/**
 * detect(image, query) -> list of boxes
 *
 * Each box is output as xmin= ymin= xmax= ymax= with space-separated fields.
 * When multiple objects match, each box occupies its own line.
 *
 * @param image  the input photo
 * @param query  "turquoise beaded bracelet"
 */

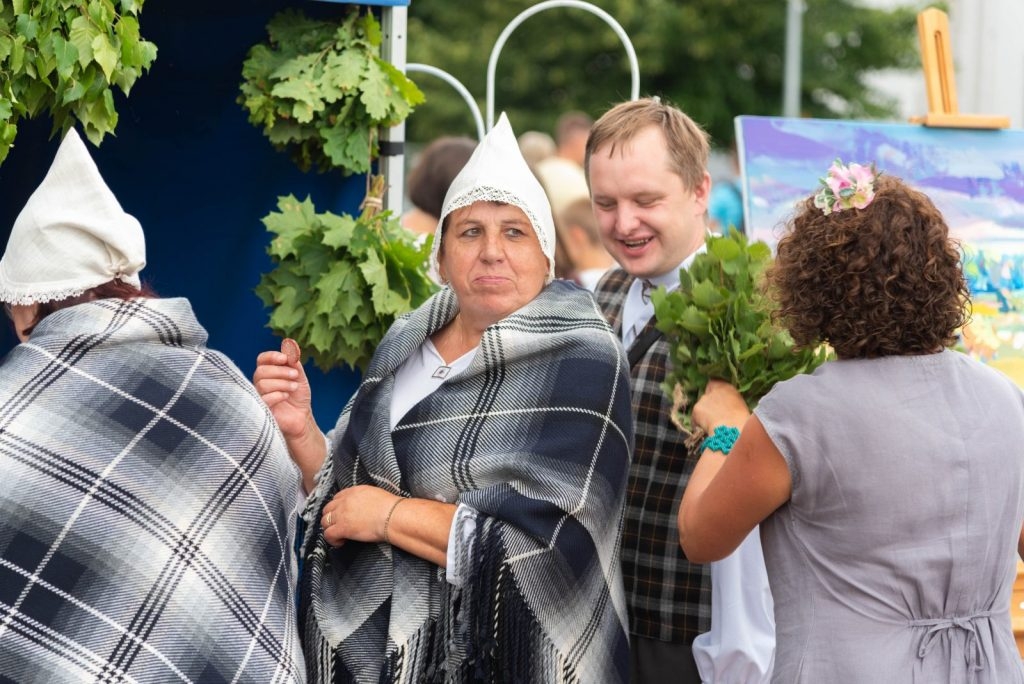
xmin=701 ymin=425 xmax=740 ymax=455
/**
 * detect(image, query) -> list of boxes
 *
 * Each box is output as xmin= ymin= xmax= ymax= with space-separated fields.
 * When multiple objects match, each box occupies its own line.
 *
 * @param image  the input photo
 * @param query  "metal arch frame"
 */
xmin=485 ymin=0 xmax=640 ymax=131
xmin=405 ymin=63 xmax=486 ymax=141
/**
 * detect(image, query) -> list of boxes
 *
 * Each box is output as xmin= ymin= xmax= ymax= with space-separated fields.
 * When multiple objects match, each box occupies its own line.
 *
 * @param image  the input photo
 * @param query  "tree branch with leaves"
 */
xmin=0 ymin=0 xmax=157 ymax=164
xmin=241 ymin=7 xmax=436 ymax=373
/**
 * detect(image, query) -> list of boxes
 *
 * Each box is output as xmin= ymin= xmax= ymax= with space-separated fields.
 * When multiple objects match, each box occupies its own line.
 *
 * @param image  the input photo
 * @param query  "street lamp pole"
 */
xmin=783 ymin=0 xmax=805 ymax=118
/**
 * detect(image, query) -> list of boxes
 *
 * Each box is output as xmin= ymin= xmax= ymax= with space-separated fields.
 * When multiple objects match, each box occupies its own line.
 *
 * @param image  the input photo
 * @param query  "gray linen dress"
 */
xmin=755 ymin=350 xmax=1024 ymax=683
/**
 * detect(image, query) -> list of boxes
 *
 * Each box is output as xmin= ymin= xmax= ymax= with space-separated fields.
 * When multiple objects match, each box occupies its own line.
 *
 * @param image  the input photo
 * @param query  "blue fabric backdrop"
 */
xmin=0 ymin=1 xmax=368 ymax=426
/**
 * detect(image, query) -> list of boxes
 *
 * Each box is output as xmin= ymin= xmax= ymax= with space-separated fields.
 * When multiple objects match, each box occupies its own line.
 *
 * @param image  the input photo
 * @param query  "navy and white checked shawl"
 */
xmin=593 ymin=269 xmax=711 ymax=644
xmin=300 ymin=281 xmax=633 ymax=683
xmin=0 ymin=298 xmax=306 ymax=683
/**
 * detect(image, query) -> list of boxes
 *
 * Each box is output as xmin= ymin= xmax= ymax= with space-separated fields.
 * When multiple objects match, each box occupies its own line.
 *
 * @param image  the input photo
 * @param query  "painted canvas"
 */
xmin=736 ymin=115 xmax=1024 ymax=385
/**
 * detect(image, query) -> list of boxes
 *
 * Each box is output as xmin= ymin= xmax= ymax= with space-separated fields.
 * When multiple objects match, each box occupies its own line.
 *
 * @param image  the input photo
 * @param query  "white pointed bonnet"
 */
xmin=0 ymin=128 xmax=146 ymax=304
xmin=429 ymin=112 xmax=556 ymax=282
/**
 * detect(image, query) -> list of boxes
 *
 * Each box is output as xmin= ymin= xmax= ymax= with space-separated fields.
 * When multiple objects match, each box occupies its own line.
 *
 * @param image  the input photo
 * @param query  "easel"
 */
xmin=910 ymin=8 xmax=1009 ymax=129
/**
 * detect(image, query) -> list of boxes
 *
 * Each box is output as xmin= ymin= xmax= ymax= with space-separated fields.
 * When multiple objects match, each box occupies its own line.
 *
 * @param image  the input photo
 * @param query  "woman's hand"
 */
xmin=253 ymin=339 xmax=325 ymax=491
xmin=321 ymin=485 xmax=400 ymax=547
xmin=253 ymin=338 xmax=312 ymax=440
xmin=692 ymin=379 xmax=751 ymax=434
xmin=320 ymin=487 xmax=456 ymax=567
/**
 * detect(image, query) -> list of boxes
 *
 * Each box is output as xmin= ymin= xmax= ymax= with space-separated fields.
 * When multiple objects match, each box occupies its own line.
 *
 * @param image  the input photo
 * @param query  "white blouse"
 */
xmin=389 ymin=337 xmax=479 ymax=586
xmin=390 ymin=338 xmax=477 ymax=430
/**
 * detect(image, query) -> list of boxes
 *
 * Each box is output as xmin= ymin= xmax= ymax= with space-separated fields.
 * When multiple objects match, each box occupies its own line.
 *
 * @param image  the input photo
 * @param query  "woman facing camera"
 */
xmin=254 ymin=114 xmax=633 ymax=683
xmin=678 ymin=162 xmax=1024 ymax=683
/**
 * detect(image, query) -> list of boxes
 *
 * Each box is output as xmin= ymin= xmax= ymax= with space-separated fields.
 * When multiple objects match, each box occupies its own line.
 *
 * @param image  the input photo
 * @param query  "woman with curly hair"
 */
xmin=677 ymin=162 xmax=1024 ymax=683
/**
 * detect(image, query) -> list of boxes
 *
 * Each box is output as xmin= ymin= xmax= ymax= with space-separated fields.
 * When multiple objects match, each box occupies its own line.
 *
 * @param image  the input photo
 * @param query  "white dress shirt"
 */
xmin=616 ymin=241 xmax=776 ymax=682
xmin=620 ymin=246 xmax=704 ymax=349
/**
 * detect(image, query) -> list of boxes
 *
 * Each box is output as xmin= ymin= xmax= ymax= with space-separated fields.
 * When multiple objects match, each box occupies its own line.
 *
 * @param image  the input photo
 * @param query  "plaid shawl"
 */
xmin=593 ymin=269 xmax=711 ymax=643
xmin=0 ymin=298 xmax=305 ymax=683
xmin=300 ymin=280 xmax=633 ymax=683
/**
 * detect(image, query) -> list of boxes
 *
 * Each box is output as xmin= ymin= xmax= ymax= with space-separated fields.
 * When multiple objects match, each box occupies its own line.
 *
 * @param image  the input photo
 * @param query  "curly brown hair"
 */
xmin=765 ymin=173 xmax=970 ymax=359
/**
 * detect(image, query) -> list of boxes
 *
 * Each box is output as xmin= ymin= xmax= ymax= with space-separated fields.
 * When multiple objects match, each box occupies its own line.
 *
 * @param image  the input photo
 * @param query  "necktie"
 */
xmin=640 ymin=279 xmax=654 ymax=305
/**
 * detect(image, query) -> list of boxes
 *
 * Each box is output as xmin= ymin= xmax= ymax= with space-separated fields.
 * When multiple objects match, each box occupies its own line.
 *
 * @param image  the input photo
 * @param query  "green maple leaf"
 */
xmin=255 ymin=194 xmax=437 ymax=372
xmin=268 ymin=286 xmax=307 ymax=330
xmin=264 ymin=195 xmax=318 ymax=259
xmin=313 ymin=261 xmax=350 ymax=316
xmin=321 ymin=211 xmax=356 ymax=248
xmin=329 ymin=284 xmax=366 ymax=327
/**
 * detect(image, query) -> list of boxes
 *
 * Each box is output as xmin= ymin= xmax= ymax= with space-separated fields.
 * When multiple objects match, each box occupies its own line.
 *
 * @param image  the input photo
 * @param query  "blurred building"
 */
xmin=862 ymin=0 xmax=1024 ymax=128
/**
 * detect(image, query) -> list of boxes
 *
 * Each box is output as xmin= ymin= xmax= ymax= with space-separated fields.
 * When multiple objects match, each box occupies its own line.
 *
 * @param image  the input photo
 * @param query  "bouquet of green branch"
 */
xmin=254 ymin=178 xmax=438 ymax=373
xmin=0 ymin=0 xmax=158 ymax=163
xmin=238 ymin=8 xmax=424 ymax=174
xmin=651 ymin=231 xmax=830 ymax=433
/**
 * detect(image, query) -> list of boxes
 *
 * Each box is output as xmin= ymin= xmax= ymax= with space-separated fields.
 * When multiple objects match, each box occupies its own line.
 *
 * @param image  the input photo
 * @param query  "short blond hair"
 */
xmin=585 ymin=98 xmax=710 ymax=191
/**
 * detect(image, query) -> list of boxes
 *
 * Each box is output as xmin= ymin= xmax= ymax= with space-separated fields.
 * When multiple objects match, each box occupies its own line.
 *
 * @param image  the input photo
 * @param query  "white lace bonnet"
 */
xmin=429 ymin=112 xmax=556 ymax=282
xmin=0 ymin=129 xmax=146 ymax=305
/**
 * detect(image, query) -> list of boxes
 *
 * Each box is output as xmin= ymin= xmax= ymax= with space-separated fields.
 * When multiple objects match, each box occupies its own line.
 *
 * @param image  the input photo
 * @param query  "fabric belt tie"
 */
xmin=912 ymin=610 xmax=996 ymax=672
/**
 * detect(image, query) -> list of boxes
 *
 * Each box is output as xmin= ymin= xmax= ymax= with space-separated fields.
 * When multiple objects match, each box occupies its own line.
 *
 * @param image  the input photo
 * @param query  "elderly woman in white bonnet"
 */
xmin=0 ymin=130 xmax=305 ymax=682
xmin=253 ymin=114 xmax=634 ymax=683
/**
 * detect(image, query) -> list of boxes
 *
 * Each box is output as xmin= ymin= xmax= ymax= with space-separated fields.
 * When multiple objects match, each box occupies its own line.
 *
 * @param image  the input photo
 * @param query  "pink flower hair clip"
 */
xmin=812 ymin=159 xmax=880 ymax=216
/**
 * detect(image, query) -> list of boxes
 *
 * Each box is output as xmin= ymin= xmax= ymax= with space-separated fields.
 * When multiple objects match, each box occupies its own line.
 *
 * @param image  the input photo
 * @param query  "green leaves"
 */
xmin=254 ymin=192 xmax=439 ymax=373
xmin=243 ymin=10 xmax=431 ymax=372
xmin=0 ymin=0 xmax=158 ymax=163
xmin=242 ymin=10 xmax=431 ymax=370
xmin=238 ymin=8 xmax=425 ymax=174
xmin=652 ymin=231 xmax=831 ymax=431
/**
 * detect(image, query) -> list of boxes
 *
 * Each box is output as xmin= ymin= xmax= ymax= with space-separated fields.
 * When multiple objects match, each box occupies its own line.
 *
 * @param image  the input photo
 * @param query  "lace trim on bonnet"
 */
xmin=429 ymin=186 xmax=554 ymax=282
xmin=0 ymin=273 xmax=141 ymax=306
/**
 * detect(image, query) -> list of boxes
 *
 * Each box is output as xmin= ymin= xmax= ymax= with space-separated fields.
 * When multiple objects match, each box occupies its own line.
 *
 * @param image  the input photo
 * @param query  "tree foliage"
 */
xmin=239 ymin=8 xmax=425 ymax=174
xmin=0 ymin=0 xmax=157 ymax=163
xmin=406 ymin=0 xmax=929 ymax=147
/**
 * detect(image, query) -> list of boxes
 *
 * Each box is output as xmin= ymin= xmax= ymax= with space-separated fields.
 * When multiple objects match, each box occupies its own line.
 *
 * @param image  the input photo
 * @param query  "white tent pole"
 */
xmin=380 ymin=6 xmax=408 ymax=215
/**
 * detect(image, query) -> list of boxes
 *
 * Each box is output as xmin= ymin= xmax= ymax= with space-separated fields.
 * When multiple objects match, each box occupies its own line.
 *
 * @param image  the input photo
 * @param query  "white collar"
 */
xmin=621 ymin=242 xmax=708 ymax=346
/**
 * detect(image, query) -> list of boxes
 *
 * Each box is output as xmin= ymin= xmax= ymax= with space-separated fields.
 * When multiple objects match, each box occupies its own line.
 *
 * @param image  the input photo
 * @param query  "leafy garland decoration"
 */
xmin=254 ymin=177 xmax=437 ymax=374
xmin=0 ymin=0 xmax=158 ymax=163
xmin=652 ymin=231 xmax=832 ymax=435
xmin=238 ymin=8 xmax=424 ymax=174
xmin=242 ymin=8 xmax=437 ymax=373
